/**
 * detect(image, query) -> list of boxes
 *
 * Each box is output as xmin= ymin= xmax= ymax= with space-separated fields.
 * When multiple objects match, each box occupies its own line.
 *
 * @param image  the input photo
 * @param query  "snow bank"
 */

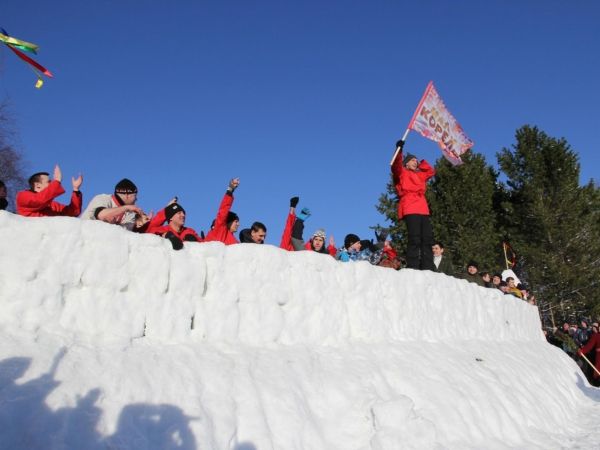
xmin=0 ymin=211 xmax=598 ymax=449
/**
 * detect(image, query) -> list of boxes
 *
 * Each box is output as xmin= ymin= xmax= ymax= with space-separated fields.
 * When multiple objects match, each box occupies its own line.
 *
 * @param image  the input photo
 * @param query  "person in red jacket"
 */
xmin=279 ymin=196 xmax=335 ymax=256
xmin=578 ymin=332 xmax=600 ymax=386
xmin=204 ymin=178 xmax=240 ymax=245
xmin=16 ymin=165 xmax=83 ymax=217
xmin=391 ymin=140 xmax=436 ymax=270
xmin=146 ymin=202 xmax=203 ymax=250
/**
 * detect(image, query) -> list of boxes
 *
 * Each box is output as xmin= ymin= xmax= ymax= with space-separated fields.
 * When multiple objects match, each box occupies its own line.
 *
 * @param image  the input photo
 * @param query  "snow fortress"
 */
xmin=0 ymin=211 xmax=598 ymax=449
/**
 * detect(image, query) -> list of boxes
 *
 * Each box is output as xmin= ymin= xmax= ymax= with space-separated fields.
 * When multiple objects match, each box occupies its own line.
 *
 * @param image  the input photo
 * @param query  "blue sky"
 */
xmin=2 ymin=1 xmax=599 ymax=245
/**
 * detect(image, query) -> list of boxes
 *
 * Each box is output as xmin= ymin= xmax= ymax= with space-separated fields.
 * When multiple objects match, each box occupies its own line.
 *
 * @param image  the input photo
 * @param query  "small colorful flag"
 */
xmin=1 ymin=28 xmax=53 ymax=88
xmin=407 ymin=81 xmax=474 ymax=165
xmin=503 ymin=242 xmax=517 ymax=269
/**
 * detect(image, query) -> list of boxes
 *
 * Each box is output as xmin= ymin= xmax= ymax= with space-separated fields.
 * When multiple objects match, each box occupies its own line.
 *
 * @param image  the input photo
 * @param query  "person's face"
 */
xmin=312 ymin=236 xmax=325 ymax=251
xmin=171 ymin=211 xmax=185 ymax=228
xmin=563 ymin=323 xmax=570 ymax=331
xmin=482 ymin=273 xmax=491 ymax=282
xmin=0 ymin=186 xmax=6 ymax=198
xmin=121 ymin=192 xmax=137 ymax=205
xmin=350 ymin=241 xmax=362 ymax=252
xmin=467 ymin=265 xmax=478 ymax=275
xmin=229 ymin=219 xmax=240 ymax=233
xmin=507 ymin=279 xmax=516 ymax=288
xmin=432 ymin=244 xmax=443 ymax=257
xmin=34 ymin=174 xmax=51 ymax=192
xmin=405 ymin=158 xmax=418 ymax=170
xmin=251 ymin=228 xmax=266 ymax=243
xmin=492 ymin=276 xmax=501 ymax=285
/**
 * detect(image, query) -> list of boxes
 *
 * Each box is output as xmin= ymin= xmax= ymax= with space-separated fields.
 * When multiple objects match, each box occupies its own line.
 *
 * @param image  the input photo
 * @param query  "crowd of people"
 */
xmin=2 ymin=142 xmax=598 ymax=385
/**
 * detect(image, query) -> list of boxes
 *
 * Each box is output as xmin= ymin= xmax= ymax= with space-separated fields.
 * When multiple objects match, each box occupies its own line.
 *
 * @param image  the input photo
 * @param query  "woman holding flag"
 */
xmin=391 ymin=140 xmax=436 ymax=270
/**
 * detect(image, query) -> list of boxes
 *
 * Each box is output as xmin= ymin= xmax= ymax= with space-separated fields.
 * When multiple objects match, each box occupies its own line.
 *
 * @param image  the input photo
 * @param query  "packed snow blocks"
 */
xmin=0 ymin=211 xmax=598 ymax=450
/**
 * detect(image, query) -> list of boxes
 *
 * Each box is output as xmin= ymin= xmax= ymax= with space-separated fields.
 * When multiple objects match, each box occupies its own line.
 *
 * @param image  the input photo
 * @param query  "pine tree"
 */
xmin=426 ymin=152 xmax=502 ymax=272
xmin=497 ymin=125 xmax=600 ymax=323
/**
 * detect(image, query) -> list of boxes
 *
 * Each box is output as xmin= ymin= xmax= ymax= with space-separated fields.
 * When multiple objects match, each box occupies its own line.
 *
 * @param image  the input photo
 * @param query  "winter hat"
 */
xmin=467 ymin=260 xmax=478 ymax=269
xmin=114 ymin=178 xmax=138 ymax=194
xmin=344 ymin=233 xmax=360 ymax=249
xmin=165 ymin=203 xmax=185 ymax=222
xmin=403 ymin=153 xmax=417 ymax=166
xmin=226 ymin=211 xmax=239 ymax=225
xmin=312 ymin=229 xmax=326 ymax=240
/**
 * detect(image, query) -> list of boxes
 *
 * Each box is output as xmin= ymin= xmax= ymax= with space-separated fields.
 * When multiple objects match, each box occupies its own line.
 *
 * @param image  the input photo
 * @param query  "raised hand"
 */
xmin=72 ymin=174 xmax=83 ymax=191
xmin=228 ymin=178 xmax=240 ymax=192
xmin=53 ymin=164 xmax=62 ymax=183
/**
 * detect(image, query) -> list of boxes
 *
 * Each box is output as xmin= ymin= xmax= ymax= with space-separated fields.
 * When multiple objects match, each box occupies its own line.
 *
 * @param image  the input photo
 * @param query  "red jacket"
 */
xmin=579 ymin=332 xmax=600 ymax=379
xmin=279 ymin=211 xmax=295 ymax=251
xmin=204 ymin=192 xmax=239 ymax=245
xmin=16 ymin=181 xmax=82 ymax=217
xmin=145 ymin=208 xmax=203 ymax=242
xmin=391 ymin=152 xmax=435 ymax=219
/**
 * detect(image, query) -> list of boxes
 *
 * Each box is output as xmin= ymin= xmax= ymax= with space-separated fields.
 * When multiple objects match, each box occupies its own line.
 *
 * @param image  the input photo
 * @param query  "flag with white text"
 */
xmin=408 ymin=81 xmax=474 ymax=165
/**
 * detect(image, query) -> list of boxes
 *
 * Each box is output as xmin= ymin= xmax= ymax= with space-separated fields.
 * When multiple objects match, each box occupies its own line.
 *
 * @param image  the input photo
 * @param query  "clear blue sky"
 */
xmin=2 ymin=1 xmax=599 ymax=245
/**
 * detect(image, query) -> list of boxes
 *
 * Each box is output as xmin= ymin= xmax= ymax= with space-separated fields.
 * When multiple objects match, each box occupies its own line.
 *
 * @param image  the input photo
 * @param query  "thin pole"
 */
xmin=503 ymin=243 xmax=509 ymax=271
xmin=390 ymin=128 xmax=411 ymax=166
xmin=580 ymin=353 xmax=600 ymax=377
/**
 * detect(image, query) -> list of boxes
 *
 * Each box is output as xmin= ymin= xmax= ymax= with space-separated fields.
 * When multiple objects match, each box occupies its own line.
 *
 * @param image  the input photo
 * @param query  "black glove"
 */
xmin=200 ymin=231 xmax=205 ymax=239
xmin=396 ymin=140 xmax=405 ymax=150
xmin=290 ymin=196 xmax=300 ymax=208
xmin=375 ymin=229 xmax=388 ymax=243
xmin=183 ymin=234 xmax=198 ymax=242
xmin=0 ymin=198 xmax=7 ymax=211
xmin=164 ymin=231 xmax=184 ymax=250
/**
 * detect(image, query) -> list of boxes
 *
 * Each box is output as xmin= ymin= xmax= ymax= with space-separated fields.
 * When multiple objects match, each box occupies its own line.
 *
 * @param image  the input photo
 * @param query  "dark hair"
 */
xmin=506 ymin=277 xmax=514 ymax=282
xmin=433 ymin=241 xmax=444 ymax=249
xmin=481 ymin=271 xmax=490 ymax=277
xmin=28 ymin=172 xmax=50 ymax=190
xmin=251 ymin=221 xmax=267 ymax=233
xmin=0 ymin=180 xmax=5 ymax=190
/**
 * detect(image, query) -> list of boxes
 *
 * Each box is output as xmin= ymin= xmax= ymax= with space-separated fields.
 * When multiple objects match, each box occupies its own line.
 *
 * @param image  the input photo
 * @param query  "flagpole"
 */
xmin=390 ymin=81 xmax=434 ymax=166
xmin=390 ymin=128 xmax=411 ymax=166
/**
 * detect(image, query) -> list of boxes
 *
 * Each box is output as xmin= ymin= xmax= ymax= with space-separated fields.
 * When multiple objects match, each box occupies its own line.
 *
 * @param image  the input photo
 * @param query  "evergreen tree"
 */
xmin=426 ymin=152 xmax=502 ymax=272
xmin=497 ymin=125 xmax=600 ymax=322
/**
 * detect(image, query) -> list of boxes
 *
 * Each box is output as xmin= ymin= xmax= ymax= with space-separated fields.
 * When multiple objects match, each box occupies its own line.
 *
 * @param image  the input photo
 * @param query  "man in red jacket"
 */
xmin=391 ymin=140 xmax=436 ymax=270
xmin=16 ymin=165 xmax=83 ymax=217
xmin=146 ymin=202 xmax=203 ymax=250
xmin=204 ymin=178 xmax=240 ymax=245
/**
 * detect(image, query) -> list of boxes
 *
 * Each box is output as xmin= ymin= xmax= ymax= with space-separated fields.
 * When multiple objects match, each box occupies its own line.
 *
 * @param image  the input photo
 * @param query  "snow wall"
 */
xmin=0 ymin=211 xmax=598 ymax=450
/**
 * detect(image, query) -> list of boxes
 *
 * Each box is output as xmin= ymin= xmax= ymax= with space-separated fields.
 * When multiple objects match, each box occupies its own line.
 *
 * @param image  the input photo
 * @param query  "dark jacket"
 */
xmin=460 ymin=272 xmax=485 ymax=287
xmin=434 ymin=255 xmax=454 ymax=275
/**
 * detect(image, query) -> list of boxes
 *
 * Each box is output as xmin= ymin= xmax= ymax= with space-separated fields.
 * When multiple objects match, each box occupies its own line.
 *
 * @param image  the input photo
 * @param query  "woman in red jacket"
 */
xmin=391 ymin=140 xmax=436 ymax=270
xmin=204 ymin=178 xmax=240 ymax=245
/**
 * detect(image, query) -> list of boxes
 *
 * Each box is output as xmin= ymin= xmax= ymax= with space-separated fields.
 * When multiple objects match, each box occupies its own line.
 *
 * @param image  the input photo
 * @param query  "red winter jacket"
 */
xmin=279 ymin=211 xmax=295 ymax=251
xmin=204 ymin=192 xmax=239 ymax=245
xmin=145 ymin=208 xmax=203 ymax=242
xmin=579 ymin=333 xmax=600 ymax=379
xmin=16 ymin=181 xmax=82 ymax=217
xmin=391 ymin=151 xmax=435 ymax=219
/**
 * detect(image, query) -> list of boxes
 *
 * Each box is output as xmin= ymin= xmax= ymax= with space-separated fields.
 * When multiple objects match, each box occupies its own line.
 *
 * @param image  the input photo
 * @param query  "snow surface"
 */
xmin=0 ymin=210 xmax=599 ymax=450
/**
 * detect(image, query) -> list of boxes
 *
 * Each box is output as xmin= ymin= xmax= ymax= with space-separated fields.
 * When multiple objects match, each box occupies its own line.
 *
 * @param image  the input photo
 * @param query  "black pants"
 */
xmin=404 ymin=214 xmax=434 ymax=270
